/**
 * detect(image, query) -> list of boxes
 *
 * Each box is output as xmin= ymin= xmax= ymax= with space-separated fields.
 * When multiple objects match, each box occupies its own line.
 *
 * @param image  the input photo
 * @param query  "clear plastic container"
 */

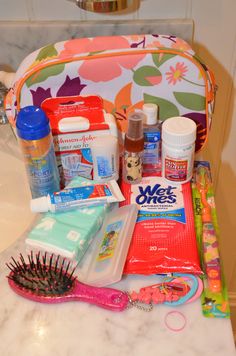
xmin=85 ymin=204 xmax=138 ymax=287
xmin=142 ymin=103 xmax=161 ymax=175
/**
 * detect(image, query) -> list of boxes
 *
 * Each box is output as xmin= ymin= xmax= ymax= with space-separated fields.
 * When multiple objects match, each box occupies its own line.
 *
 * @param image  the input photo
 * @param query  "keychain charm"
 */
xmin=127 ymin=274 xmax=202 ymax=309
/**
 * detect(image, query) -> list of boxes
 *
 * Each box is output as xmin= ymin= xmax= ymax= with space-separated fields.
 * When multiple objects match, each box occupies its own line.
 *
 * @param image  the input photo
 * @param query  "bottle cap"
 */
xmin=16 ymin=106 xmax=50 ymax=140
xmin=126 ymin=112 xmax=144 ymax=140
xmin=30 ymin=196 xmax=49 ymax=213
xmin=162 ymin=116 xmax=197 ymax=146
xmin=142 ymin=103 xmax=159 ymax=125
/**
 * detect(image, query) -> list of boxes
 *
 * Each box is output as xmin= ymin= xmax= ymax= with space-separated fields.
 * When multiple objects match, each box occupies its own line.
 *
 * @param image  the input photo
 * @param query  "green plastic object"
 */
xmin=192 ymin=161 xmax=230 ymax=318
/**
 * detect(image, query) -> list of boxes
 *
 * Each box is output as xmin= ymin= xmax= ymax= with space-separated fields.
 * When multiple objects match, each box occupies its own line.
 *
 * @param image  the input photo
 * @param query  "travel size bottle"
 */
xmin=122 ymin=112 xmax=144 ymax=184
xmin=16 ymin=106 xmax=60 ymax=198
xmin=162 ymin=116 xmax=197 ymax=183
xmin=142 ymin=103 xmax=161 ymax=175
xmin=90 ymin=135 xmax=119 ymax=182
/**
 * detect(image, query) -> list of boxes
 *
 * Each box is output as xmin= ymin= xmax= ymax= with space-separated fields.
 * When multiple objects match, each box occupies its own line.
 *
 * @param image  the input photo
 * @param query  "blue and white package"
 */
xmin=30 ymin=179 xmax=124 ymax=213
xmin=26 ymin=177 xmax=111 ymax=262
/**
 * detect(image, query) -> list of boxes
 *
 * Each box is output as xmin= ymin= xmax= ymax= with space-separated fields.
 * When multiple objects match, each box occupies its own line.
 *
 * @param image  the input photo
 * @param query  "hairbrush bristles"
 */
xmin=6 ymin=252 xmax=77 ymax=296
xmin=6 ymin=252 xmax=130 ymax=311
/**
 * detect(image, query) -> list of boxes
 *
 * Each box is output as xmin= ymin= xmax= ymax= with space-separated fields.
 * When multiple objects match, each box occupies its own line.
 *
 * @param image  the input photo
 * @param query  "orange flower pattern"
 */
xmin=103 ymin=83 xmax=143 ymax=134
xmin=166 ymin=62 xmax=188 ymax=85
xmin=5 ymin=34 xmax=213 ymax=152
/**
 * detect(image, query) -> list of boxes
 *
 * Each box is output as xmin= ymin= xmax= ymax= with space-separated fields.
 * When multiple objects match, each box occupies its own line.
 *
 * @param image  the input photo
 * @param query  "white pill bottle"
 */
xmin=162 ymin=117 xmax=197 ymax=184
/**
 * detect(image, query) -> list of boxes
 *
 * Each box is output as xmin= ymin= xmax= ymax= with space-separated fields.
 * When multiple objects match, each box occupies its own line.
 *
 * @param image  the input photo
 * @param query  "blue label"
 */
xmin=97 ymin=156 xmax=112 ymax=177
xmin=50 ymin=184 xmax=112 ymax=204
xmin=129 ymin=177 xmax=186 ymax=226
xmin=82 ymin=148 xmax=93 ymax=163
xmin=144 ymin=131 xmax=161 ymax=143
xmin=136 ymin=184 xmax=177 ymax=205
xmin=144 ymin=143 xmax=157 ymax=150
xmin=143 ymin=131 xmax=161 ymax=165
xmin=27 ymin=141 xmax=59 ymax=198
xmin=138 ymin=208 xmax=186 ymax=223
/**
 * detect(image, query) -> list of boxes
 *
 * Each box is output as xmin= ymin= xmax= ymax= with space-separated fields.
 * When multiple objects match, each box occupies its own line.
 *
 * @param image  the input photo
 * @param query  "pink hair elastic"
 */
xmin=164 ymin=310 xmax=187 ymax=332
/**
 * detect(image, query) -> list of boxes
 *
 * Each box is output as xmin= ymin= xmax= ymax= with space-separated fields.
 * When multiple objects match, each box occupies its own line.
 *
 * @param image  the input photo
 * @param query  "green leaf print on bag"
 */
xmin=144 ymin=93 xmax=179 ymax=120
xmin=152 ymin=52 xmax=177 ymax=68
xmin=133 ymin=66 xmax=162 ymax=86
xmin=35 ymin=44 xmax=58 ymax=62
xmin=26 ymin=63 xmax=65 ymax=87
xmin=174 ymin=92 xmax=205 ymax=111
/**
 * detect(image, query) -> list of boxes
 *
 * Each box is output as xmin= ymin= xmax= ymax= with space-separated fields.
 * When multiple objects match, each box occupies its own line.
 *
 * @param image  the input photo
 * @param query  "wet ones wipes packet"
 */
xmin=120 ymin=176 xmax=202 ymax=275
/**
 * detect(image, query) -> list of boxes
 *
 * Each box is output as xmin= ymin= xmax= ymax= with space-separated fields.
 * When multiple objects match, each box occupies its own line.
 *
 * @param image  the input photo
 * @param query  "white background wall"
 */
xmin=0 ymin=0 xmax=236 ymax=330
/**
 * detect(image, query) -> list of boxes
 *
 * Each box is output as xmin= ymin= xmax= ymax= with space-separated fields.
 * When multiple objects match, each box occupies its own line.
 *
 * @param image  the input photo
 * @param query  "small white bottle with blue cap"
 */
xmin=16 ymin=106 xmax=60 ymax=199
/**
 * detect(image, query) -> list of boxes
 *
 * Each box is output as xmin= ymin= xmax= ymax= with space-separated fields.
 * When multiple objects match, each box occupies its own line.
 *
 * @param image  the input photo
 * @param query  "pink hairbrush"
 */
xmin=6 ymin=252 xmax=129 ymax=312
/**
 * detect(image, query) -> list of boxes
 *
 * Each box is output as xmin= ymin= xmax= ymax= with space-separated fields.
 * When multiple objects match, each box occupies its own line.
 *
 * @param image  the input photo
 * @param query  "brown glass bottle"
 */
xmin=122 ymin=112 xmax=144 ymax=184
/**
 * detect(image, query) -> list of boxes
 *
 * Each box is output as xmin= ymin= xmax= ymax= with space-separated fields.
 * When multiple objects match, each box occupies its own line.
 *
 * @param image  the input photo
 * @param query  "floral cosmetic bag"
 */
xmin=6 ymin=34 xmax=216 ymax=152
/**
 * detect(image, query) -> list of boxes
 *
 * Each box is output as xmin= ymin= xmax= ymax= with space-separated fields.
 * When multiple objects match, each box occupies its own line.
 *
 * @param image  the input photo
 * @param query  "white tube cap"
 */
xmin=142 ymin=103 xmax=158 ymax=125
xmin=30 ymin=196 xmax=49 ymax=213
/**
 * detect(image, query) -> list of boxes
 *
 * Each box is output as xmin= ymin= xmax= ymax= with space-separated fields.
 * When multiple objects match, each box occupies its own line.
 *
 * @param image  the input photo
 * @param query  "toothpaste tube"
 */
xmin=30 ymin=180 xmax=125 ymax=213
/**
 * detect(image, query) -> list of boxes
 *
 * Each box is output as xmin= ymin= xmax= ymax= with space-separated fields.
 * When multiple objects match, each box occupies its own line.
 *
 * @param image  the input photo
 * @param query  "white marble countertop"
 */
xmin=0 ymin=125 xmax=235 ymax=356
xmin=0 ymin=19 xmax=193 ymax=70
xmin=0 ymin=236 xmax=235 ymax=356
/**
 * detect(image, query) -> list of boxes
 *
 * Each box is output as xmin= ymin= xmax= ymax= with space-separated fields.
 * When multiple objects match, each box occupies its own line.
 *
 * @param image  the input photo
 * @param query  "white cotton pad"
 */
xmin=26 ymin=177 xmax=108 ymax=262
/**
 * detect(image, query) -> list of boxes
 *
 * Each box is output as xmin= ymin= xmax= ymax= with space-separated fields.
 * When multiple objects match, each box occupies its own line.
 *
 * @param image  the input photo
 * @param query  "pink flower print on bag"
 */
xmin=166 ymin=62 xmax=188 ymax=85
xmin=59 ymin=38 xmax=93 ymax=58
xmin=78 ymin=53 xmax=146 ymax=82
xmin=5 ymin=34 xmax=216 ymax=154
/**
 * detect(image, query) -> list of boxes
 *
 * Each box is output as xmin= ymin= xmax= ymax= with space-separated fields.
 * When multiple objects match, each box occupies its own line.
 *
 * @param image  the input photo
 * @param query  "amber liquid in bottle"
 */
xmin=122 ymin=112 xmax=144 ymax=184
